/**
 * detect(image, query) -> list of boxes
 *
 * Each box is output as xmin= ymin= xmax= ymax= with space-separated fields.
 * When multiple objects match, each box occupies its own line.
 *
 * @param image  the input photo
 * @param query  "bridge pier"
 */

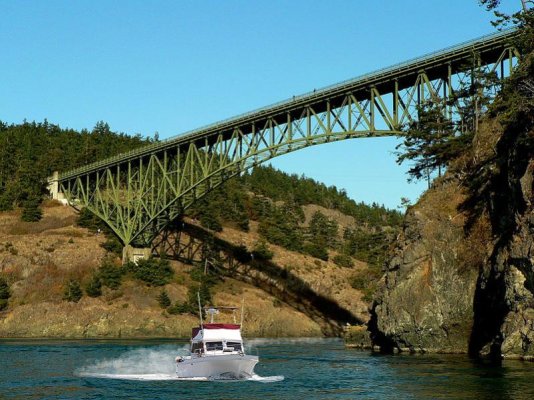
xmin=122 ymin=245 xmax=152 ymax=264
xmin=47 ymin=171 xmax=68 ymax=204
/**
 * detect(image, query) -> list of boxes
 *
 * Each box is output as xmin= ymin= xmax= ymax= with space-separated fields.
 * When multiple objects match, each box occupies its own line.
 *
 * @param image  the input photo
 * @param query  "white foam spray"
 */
xmin=76 ymin=345 xmax=187 ymax=380
xmin=76 ymin=345 xmax=283 ymax=382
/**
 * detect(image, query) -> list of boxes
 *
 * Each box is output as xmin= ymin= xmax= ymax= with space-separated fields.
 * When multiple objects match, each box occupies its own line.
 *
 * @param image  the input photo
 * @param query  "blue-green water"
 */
xmin=1 ymin=338 xmax=533 ymax=399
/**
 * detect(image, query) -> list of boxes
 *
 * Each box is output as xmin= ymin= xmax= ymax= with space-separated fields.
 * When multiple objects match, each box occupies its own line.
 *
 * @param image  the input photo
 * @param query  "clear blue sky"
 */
xmin=1 ymin=0 xmax=520 ymax=209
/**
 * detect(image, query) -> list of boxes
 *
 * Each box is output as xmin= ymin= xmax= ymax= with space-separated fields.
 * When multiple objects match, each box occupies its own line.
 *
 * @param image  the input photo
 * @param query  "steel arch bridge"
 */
xmin=49 ymin=29 xmax=519 ymax=250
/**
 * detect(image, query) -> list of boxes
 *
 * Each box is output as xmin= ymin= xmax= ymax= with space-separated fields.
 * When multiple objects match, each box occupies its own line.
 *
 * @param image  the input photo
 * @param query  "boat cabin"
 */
xmin=191 ymin=323 xmax=244 ymax=356
xmin=190 ymin=307 xmax=245 ymax=356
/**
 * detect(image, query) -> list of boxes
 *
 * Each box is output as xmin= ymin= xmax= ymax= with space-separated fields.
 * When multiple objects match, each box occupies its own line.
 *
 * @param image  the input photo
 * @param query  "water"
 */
xmin=1 ymin=338 xmax=533 ymax=399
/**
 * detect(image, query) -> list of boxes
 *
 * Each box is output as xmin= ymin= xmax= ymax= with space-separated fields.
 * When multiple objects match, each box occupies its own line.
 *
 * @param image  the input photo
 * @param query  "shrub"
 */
xmin=303 ymin=242 xmax=329 ymax=261
xmin=195 ymin=283 xmax=212 ymax=307
xmin=76 ymin=208 xmax=104 ymax=231
xmin=125 ymin=257 xmax=174 ymax=286
xmin=198 ymin=211 xmax=223 ymax=232
xmin=189 ymin=266 xmax=218 ymax=286
xmin=63 ymin=279 xmax=83 ymax=303
xmin=85 ymin=275 xmax=102 ymax=297
xmin=167 ymin=301 xmax=193 ymax=315
xmin=101 ymin=237 xmax=123 ymax=256
xmin=0 ymin=277 xmax=10 ymax=299
xmin=349 ymin=266 xmax=383 ymax=303
xmin=0 ymin=277 xmax=10 ymax=311
xmin=157 ymin=290 xmax=171 ymax=308
xmin=21 ymin=197 xmax=42 ymax=222
xmin=333 ymin=254 xmax=354 ymax=268
xmin=98 ymin=261 xmax=124 ymax=290
xmin=252 ymin=239 xmax=274 ymax=261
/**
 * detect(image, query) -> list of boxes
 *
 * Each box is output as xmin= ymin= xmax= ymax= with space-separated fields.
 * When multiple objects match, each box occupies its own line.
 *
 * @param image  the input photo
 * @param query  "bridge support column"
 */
xmin=47 ymin=171 xmax=68 ymax=204
xmin=47 ymin=171 xmax=59 ymax=199
xmin=122 ymin=245 xmax=152 ymax=264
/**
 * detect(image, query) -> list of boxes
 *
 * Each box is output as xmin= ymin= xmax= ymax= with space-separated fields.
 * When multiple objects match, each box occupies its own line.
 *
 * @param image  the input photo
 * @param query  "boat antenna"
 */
xmin=240 ymin=297 xmax=245 ymax=329
xmin=197 ymin=291 xmax=204 ymax=328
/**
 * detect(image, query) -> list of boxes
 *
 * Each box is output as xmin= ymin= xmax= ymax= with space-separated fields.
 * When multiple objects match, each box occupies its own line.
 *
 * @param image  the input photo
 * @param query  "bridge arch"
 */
xmin=50 ymin=30 xmax=518 ymax=249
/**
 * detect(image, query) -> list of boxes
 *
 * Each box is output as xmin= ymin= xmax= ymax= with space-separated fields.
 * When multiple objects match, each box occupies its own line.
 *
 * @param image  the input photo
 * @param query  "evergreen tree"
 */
xmin=85 ymin=275 xmax=102 ymax=297
xmin=308 ymin=211 xmax=338 ymax=248
xmin=157 ymin=290 xmax=171 ymax=308
xmin=396 ymin=102 xmax=455 ymax=184
xmin=63 ymin=279 xmax=83 ymax=303
xmin=0 ymin=277 xmax=10 ymax=311
xmin=21 ymin=196 xmax=43 ymax=222
xmin=252 ymin=238 xmax=274 ymax=260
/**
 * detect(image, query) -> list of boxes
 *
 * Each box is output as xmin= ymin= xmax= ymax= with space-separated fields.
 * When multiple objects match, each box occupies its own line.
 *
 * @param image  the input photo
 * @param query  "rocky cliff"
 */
xmin=370 ymin=180 xmax=479 ymax=353
xmin=370 ymin=67 xmax=534 ymax=360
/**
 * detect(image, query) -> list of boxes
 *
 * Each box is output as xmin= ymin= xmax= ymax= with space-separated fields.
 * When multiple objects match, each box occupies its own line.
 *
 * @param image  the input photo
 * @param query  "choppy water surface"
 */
xmin=1 ymin=338 xmax=533 ymax=399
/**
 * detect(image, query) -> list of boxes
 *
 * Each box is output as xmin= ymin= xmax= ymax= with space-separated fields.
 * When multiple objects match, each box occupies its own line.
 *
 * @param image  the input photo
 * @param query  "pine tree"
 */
xmin=0 ymin=277 xmax=10 ymax=311
xmin=63 ymin=279 xmax=83 ymax=303
xmin=308 ymin=211 xmax=338 ymax=248
xmin=157 ymin=290 xmax=171 ymax=308
xmin=252 ymin=238 xmax=274 ymax=260
xmin=21 ymin=196 xmax=43 ymax=222
xmin=85 ymin=275 xmax=102 ymax=297
xmin=396 ymin=102 xmax=455 ymax=184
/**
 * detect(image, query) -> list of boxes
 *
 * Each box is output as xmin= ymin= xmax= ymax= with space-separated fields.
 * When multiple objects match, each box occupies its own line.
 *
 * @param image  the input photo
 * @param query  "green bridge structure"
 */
xmin=48 ymin=29 xmax=520 ymax=262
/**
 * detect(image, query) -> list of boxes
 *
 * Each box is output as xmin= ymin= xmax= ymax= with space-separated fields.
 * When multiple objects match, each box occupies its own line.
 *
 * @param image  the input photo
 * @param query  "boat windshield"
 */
xmin=205 ymin=341 xmax=224 ymax=351
xmin=191 ymin=342 xmax=203 ymax=354
xmin=226 ymin=341 xmax=242 ymax=351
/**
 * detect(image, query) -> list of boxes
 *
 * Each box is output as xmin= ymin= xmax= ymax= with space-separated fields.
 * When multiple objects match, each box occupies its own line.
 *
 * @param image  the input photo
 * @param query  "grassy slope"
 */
xmin=0 ymin=203 xmax=371 ymax=338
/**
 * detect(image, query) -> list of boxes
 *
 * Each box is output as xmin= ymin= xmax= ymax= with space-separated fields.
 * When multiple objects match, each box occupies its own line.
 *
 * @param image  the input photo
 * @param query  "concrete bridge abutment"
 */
xmin=47 ymin=171 xmax=68 ymax=205
xmin=122 ymin=245 xmax=152 ymax=265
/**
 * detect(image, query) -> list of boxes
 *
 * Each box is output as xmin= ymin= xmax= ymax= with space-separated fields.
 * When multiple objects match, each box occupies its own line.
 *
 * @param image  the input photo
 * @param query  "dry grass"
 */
xmin=18 ymin=263 xmax=65 ymax=304
xmin=8 ymin=215 xmax=77 ymax=235
xmin=0 ymin=206 xmax=329 ymax=337
xmin=209 ymin=222 xmax=371 ymax=322
xmin=41 ymin=199 xmax=64 ymax=208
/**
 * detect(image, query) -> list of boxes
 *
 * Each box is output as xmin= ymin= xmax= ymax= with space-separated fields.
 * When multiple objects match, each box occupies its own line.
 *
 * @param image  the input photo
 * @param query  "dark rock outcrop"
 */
xmin=470 ymin=131 xmax=534 ymax=360
xmin=370 ymin=115 xmax=534 ymax=359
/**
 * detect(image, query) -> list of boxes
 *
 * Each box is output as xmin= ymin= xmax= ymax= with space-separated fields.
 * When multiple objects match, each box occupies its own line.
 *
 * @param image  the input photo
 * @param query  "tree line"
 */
xmin=0 ymin=120 xmax=150 ymax=218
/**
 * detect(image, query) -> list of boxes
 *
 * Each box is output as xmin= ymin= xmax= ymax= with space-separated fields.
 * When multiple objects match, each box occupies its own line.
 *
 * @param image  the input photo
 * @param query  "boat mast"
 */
xmin=240 ymin=298 xmax=245 ymax=329
xmin=197 ymin=291 xmax=204 ymax=329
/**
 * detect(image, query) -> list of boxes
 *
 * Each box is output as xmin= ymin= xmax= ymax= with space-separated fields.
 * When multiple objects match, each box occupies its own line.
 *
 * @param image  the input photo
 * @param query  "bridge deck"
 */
xmin=59 ymin=29 xmax=517 ymax=181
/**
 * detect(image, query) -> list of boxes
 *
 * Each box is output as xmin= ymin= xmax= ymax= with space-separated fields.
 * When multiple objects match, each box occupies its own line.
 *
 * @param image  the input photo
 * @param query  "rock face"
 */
xmin=371 ymin=118 xmax=534 ymax=359
xmin=470 ymin=139 xmax=534 ymax=360
xmin=371 ymin=182 xmax=478 ymax=353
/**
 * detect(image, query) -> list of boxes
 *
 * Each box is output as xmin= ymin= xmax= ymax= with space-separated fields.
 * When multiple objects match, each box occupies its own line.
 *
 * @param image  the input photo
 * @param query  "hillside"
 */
xmin=0 ymin=202 xmax=377 ymax=338
xmin=0 ymin=204 xmax=321 ymax=337
xmin=0 ymin=150 xmax=402 ymax=338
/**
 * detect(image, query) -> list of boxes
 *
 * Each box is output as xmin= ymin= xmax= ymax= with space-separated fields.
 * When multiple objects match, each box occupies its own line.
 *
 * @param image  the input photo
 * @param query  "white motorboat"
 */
xmin=175 ymin=305 xmax=258 ymax=379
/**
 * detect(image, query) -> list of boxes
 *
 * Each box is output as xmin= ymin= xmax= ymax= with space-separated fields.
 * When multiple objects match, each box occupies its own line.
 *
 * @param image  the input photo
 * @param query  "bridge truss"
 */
xmin=53 ymin=30 xmax=519 ymax=248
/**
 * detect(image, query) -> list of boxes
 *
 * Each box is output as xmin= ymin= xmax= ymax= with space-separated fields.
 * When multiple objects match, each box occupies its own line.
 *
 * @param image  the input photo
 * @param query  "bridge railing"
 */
xmin=59 ymin=28 xmax=517 ymax=181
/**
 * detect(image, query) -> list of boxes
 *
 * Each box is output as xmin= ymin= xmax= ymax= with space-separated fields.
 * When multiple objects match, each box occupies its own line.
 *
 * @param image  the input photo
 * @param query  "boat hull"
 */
xmin=176 ymin=354 xmax=258 ymax=379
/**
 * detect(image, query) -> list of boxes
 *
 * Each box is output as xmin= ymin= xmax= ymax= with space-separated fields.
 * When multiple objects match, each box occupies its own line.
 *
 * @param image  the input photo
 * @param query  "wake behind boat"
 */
xmin=175 ymin=305 xmax=258 ymax=379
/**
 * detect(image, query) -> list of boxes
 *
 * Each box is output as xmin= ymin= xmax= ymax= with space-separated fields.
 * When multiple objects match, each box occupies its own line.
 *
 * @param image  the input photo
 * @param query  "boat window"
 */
xmin=226 ymin=342 xmax=242 ymax=351
xmin=191 ymin=342 xmax=203 ymax=353
xmin=205 ymin=341 xmax=223 ymax=351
